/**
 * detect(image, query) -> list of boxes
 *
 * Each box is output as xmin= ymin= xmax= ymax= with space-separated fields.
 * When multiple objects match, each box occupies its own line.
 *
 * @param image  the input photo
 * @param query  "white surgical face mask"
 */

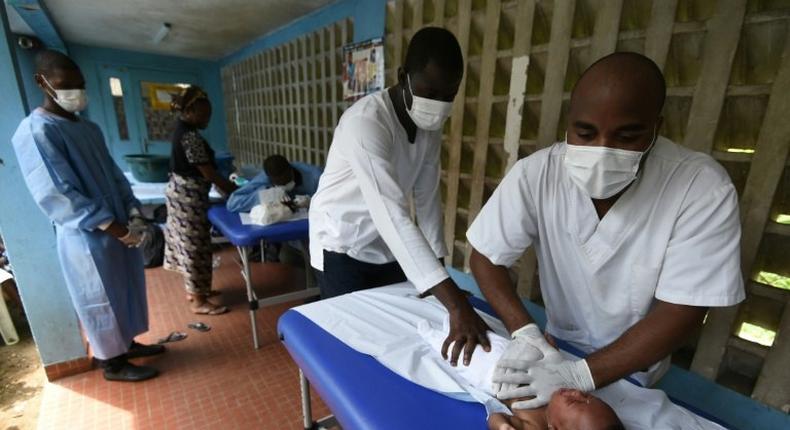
xmin=402 ymin=74 xmax=453 ymax=131
xmin=564 ymin=129 xmax=657 ymax=199
xmin=41 ymin=75 xmax=88 ymax=112
xmin=281 ymin=181 xmax=296 ymax=192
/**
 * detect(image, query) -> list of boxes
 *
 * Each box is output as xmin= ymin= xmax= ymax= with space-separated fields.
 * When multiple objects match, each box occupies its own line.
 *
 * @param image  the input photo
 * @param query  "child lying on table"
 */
xmin=419 ymin=319 xmax=624 ymax=430
xmin=294 ymin=285 xmax=724 ymax=429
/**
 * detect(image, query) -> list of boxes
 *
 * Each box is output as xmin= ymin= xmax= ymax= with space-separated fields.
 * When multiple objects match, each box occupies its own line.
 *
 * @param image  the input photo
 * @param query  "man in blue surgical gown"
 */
xmin=12 ymin=50 xmax=163 ymax=382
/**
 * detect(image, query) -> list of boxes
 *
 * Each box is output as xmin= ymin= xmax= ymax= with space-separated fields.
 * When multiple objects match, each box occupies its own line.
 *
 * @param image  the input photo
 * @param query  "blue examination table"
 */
xmin=279 ymin=276 xmax=790 ymax=430
xmin=278 ymin=305 xmax=489 ymax=430
xmin=208 ymin=205 xmax=318 ymax=348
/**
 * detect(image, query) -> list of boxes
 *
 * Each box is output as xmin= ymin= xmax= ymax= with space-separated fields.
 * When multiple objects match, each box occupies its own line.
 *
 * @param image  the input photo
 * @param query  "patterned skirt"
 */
xmin=163 ymin=173 xmax=213 ymax=294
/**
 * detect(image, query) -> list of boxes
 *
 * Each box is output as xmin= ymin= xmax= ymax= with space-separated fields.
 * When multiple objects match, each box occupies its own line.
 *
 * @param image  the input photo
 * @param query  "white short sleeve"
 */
xmin=655 ymin=177 xmax=745 ymax=307
xmin=466 ymin=158 xmax=539 ymax=267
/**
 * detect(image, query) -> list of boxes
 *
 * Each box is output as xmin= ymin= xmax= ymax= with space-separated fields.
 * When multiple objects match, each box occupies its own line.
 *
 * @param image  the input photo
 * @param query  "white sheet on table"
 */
xmin=124 ymin=172 xmax=222 ymax=203
xmin=240 ymin=208 xmax=309 ymax=226
xmin=293 ymin=284 xmax=726 ymax=429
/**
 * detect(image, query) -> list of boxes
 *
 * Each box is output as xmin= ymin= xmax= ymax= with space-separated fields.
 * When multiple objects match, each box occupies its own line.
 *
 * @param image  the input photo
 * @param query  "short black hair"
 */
xmin=404 ymin=27 xmax=463 ymax=78
xmin=574 ymin=51 xmax=667 ymax=113
xmin=263 ymin=155 xmax=291 ymax=177
xmin=35 ymin=49 xmax=79 ymax=75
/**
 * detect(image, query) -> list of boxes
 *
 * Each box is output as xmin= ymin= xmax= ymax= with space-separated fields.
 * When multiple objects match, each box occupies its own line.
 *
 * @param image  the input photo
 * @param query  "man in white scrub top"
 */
xmin=466 ymin=52 xmax=745 ymax=410
xmin=310 ymin=27 xmax=492 ymax=366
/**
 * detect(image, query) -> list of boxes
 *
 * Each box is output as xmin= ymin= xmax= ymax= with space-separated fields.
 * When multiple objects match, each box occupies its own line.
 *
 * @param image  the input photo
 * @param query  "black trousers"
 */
xmin=316 ymin=250 xmax=407 ymax=299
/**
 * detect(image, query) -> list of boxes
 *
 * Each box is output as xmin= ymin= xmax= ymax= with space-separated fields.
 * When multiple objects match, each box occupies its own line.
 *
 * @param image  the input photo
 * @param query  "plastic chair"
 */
xmin=0 ymin=269 xmax=19 ymax=345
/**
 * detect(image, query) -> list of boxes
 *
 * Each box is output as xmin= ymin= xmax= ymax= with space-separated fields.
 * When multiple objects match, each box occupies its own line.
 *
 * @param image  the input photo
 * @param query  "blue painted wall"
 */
xmin=13 ymin=42 xmax=38 ymax=112
xmin=68 ymin=44 xmax=228 ymax=158
xmin=0 ymin=7 xmax=86 ymax=366
xmin=222 ymin=0 xmax=387 ymax=67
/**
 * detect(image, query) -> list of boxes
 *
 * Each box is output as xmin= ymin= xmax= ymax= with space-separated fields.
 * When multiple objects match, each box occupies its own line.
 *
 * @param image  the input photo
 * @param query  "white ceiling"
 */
xmin=7 ymin=0 xmax=334 ymax=60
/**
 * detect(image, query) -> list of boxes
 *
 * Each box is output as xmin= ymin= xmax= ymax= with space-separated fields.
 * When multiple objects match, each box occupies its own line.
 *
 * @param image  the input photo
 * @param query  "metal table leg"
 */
xmin=300 ymin=369 xmax=313 ymax=430
xmin=238 ymin=245 xmax=260 ymax=349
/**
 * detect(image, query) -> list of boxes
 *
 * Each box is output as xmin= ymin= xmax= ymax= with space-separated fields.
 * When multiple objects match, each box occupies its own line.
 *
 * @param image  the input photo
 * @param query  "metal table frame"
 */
xmin=236 ymin=240 xmax=320 ymax=349
xmin=299 ymin=370 xmax=338 ymax=430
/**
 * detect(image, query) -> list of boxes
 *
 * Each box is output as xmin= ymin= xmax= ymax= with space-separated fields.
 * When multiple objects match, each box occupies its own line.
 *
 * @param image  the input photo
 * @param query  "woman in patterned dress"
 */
xmin=164 ymin=86 xmax=237 ymax=315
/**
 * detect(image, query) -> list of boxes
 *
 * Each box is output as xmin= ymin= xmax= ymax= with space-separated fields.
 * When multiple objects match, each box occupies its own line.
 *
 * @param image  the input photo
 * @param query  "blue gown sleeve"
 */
xmin=293 ymin=162 xmax=323 ymax=196
xmin=108 ymin=150 xmax=141 ymax=215
xmin=13 ymin=120 xmax=116 ymax=231
xmin=226 ymin=172 xmax=272 ymax=212
xmin=305 ymin=164 xmax=323 ymax=196
xmin=90 ymin=123 xmax=141 ymax=215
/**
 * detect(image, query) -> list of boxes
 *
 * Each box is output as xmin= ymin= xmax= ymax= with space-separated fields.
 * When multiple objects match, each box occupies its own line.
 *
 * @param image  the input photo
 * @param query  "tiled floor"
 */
xmin=36 ymin=247 xmax=330 ymax=430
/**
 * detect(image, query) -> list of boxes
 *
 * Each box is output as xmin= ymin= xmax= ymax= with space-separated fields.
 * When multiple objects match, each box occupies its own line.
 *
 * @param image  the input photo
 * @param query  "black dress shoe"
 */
xmin=103 ymin=361 xmax=159 ymax=382
xmin=126 ymin=341 xmax=166 ymax=359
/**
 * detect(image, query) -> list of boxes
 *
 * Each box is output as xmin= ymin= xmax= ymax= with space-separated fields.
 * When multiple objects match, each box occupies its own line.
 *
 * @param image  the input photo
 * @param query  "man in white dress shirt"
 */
xmin=310 ymin=27 xmax=492 ymax=366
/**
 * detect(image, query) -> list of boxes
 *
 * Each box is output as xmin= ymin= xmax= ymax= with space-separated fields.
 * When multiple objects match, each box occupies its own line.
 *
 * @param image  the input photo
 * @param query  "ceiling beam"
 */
xmin=8 ymin=0 xmax=66 ymax=52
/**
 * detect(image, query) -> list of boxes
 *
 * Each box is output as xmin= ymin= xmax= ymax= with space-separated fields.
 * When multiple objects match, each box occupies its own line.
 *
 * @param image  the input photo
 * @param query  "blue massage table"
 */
xmin=278 ymin=303 xmax=490 ymax=430
xmin=279 ymin=297 xmax=734 ymax=430
xmin=208 ymin=204 xmax=319 ymax=348
xmin=279 ymin=267 xmax=790 ymax=430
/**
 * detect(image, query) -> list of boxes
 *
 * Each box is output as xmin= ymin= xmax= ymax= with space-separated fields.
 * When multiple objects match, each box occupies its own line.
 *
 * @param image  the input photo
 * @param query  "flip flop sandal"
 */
xmin=188 ymin=322 xmax=211 ymax=332
xmin=191 ymin=304 xmax=229 ymax=315
xmin=157 ymin=331 xmax=187 ymax=344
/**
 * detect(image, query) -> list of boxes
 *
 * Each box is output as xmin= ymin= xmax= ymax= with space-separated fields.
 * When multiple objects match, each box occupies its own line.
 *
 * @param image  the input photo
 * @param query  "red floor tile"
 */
xmin=37 ymin=247 xmax=332 ymax=430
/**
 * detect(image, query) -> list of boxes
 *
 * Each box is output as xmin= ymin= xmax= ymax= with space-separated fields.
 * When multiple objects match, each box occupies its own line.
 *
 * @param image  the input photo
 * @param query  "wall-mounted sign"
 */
xmin=342 ymin=38 xmax=385 ymax=101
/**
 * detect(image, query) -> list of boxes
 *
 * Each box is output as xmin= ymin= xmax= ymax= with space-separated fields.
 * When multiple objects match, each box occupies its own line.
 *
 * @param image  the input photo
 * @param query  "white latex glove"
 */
xmin=491 ymin=323 xmax=594 ymax=409
xmin=129 ymin=214 xmax=146 ymax=230
xmin=491 ymin=323 xmax=562 ymax=394
xmin=494 ymin=356 xmax=595 ymax=409
xmin=120 ymin=224 xmax=146 ymax=248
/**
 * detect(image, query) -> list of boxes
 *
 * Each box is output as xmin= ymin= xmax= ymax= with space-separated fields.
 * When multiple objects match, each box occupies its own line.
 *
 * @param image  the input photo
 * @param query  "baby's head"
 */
xmin=545 ymin=389 xmax=623 ymax=430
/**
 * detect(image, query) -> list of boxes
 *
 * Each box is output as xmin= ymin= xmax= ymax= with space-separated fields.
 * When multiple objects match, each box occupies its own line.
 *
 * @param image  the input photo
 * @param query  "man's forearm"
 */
xmin=586 ymin=300 xmax=707 ymax=387
xmin=470 ymin=249 xmax=533 ymax=333
xmin=430 ymin=277 xmax=469 ymax=312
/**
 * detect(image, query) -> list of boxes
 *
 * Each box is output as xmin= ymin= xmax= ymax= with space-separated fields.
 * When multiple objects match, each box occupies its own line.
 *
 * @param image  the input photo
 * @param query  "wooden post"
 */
xmin=504 ymin=0 xmax=538 ymax=300
xmin=589 ymin=0 xmax=623 ymax=61
xmin=644 ymin=0 xmax=678 ymax=71
xmin=536 ymin=0 xmax=576 ymax=150
xmin=682 ymin=0 xmax=747 ymax=154
xmin=412 ymin=0 xmax=424 ymax=32
xmin=442 ymin=0 xmax=472 ymax=265
xmin=465 ymin=0 xmax=502 ymax=265
xmin=433 ymin=0 xmax=445 ymax=26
